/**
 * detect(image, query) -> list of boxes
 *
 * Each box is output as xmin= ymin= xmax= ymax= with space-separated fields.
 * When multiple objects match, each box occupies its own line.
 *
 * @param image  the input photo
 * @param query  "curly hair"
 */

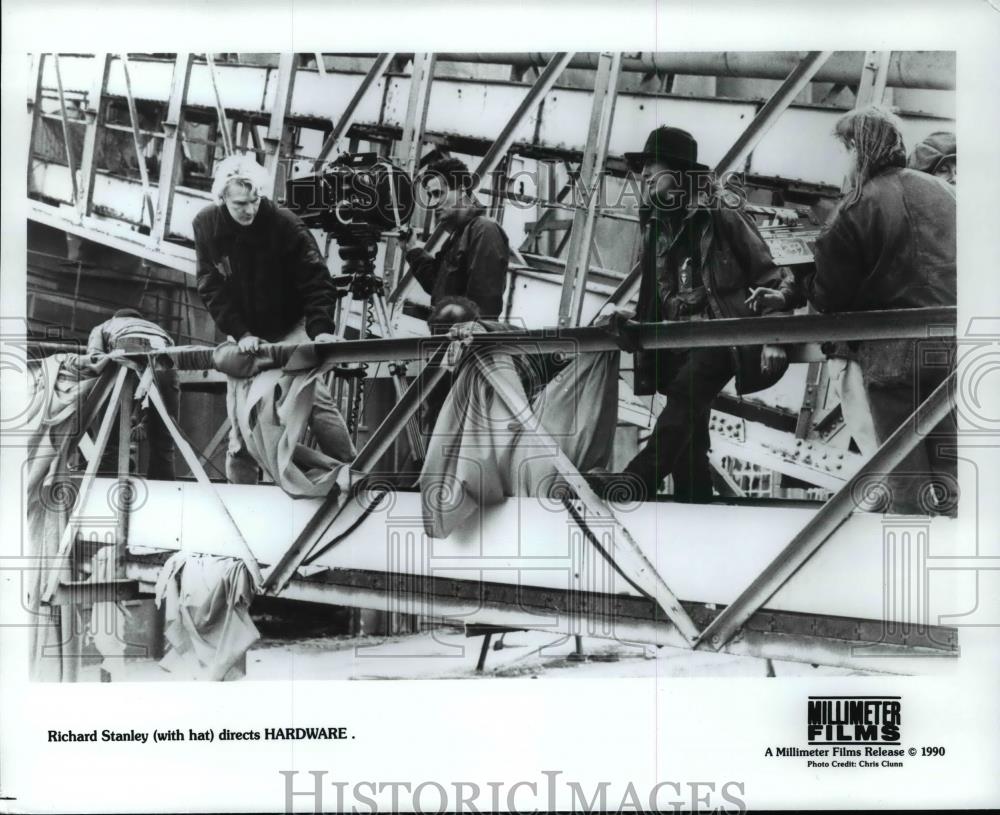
xmin=422 ymin=157 xmax=475 ymax=193
xmin=210 ymin=154 xmax=271 ymax=204
xmin=834 ymin=105 xmax=907 ymax=209
xmin=427 ymin=295 xmax=481 ymax=333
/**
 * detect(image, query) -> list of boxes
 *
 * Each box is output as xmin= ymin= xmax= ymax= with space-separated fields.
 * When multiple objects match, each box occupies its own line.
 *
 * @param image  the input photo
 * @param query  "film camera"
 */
xmin=285 ymin=153 xmax=420 ymax=439
xmin=285 ymin=152 xmax=416 ymax=281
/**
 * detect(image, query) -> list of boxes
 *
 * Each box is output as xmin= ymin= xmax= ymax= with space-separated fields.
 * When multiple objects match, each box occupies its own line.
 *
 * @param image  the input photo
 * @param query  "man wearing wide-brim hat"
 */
xmin=596 ymin=126 xmax=803 ymax=502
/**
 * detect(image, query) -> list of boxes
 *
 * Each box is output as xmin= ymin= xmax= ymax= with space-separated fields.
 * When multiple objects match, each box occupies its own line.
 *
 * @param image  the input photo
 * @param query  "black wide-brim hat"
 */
xmin=624 ymin=125 xmax=709 ymax=172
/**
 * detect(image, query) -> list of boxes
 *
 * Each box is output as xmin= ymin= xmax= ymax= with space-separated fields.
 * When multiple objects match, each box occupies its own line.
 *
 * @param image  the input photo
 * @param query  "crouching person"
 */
xmin=193 ymin=155 xmax=353 ymax=483
xmin=87 ymin=308 xmax=179 ymax=480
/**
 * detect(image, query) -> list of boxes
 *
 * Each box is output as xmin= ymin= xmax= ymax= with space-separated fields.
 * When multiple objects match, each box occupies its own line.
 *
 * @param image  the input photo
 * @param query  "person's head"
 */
xmin=908 ymin=131 xmax=956 ymax=186
xmin=833 ymin=105 xmax=907 ymax=206
xmin=211 ymin=154 xmax=270 ymax=227
xmin=427 ymin=296 xmax=481 ymax=334
xmin=113 ymin=308 xmax=143 ymax=320
xmin=624 ymin=126 xmax=709 ymax=211
xmin=421 ymin=157 xmax=478 ymax=228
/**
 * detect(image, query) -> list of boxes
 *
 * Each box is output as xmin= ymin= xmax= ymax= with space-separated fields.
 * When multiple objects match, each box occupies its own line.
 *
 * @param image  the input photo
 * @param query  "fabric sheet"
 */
xmin=23 ymin=354 xmax=113 ymax=680
xmin=215 ymin=331 xmax=356 ymax=499
xmin=154 ymin=552 xmax=260 ymax=681
xmin=418 ymin=350 xmax=620 ymax=538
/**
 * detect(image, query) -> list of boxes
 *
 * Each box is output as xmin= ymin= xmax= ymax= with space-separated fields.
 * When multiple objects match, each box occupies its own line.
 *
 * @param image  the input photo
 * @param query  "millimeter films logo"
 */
xmin=807 ymin=696 xmax=901 ymax=745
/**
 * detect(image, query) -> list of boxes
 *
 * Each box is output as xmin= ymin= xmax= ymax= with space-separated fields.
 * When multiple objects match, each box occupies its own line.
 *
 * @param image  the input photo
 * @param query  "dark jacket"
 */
xmin=634 ymin=201 xmax=802 ymax=396
xmin=405 ymin=213 xmax=510 ymax=319
xmin=808 ymin=166 xmax=956 ymax=384
xmin=193 ymin=198 xmax=338 ymax=342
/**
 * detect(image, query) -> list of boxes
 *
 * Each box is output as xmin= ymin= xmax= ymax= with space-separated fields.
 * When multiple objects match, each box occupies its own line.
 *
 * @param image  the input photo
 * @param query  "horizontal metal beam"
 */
xmin=423 ymin=51 xmax=956 ymax=90
xmin=38 ymin=56 xmax=953 ymax=191
xmin=51 ymin=579 xmax=141 ymax=606
xmin=29 ymin=198 xmax=198 ymax=275
xmin=707 ymin=410 xmax=863 ymax=491
xmin=93 ymin=478 xmax=964 ymax=630
xmin=127 ymin=307 xmax=956 ymax=370
xmin=126 ymin=558 xmax=958 ymax=671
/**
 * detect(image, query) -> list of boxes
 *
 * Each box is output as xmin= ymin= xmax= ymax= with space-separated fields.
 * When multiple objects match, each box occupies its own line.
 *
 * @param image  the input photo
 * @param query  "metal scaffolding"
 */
xmin=24 ymin=53 xmax=960 ymax=676
xmin=38 ymin=306 xmax=960 ymax=675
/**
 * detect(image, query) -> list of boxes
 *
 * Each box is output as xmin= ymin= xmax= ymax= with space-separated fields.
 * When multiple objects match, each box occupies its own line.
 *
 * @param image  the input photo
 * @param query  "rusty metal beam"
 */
xmin=126 ymin=557 xmax=957 ymax=671
xmin=264 ymin=52 xmax=298 ymax=199
xmin=118 ymin=53 xmax=156 ymax=227
xmin=695 ymin=369 xmax=957 ymax=651
xmin=715 ymin=51 xmax=834 ymax=176
xmin=314 ymin=52 xmax=396 ymax=168
xmin=77 ymin=53 xmax=111 ymax=219
xmin=557 ymin=52 xmax=622 ymax=327
xmin=51 ymin=54 xmax=79 ymax=207
xmin=262 ymin=353 xmax=450 ymax=596
xmin=151 ymin=53 xmax=193 ymax=244
xmin=204 ymin=53 xmax=234 ymax=156
xmin=471 ymin=352 xmax=701 ymax=644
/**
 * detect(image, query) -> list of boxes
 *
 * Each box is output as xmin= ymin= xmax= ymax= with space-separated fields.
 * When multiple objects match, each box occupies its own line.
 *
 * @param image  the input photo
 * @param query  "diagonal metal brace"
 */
xmin=389 ymin=52 xmax=574 ymax=306
xmin=470 ymin=352 xmax=701 ymax=645
xmin=695 ymin=369 xmax=957 ymax=651
xmin=262 ymin=353 xmax=450 ymax=596
xmin=145 ymin=374 xmax=265 ymax=589
xmin=41 ymin=365 xmax=130 ymax=602
xmin=314 ymin=52 xmax=397 ymax=168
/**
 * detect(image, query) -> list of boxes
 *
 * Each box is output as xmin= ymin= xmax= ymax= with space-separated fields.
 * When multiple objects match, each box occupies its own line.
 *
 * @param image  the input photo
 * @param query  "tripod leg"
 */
xmin=370 ymin=293 xmax=426 ymax=462
xmin=336 ymin=290 xmax=355 ymax=340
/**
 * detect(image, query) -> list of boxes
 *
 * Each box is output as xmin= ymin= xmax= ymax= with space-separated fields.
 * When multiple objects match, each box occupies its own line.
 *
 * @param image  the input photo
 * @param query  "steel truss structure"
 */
xmin=42 ymin=308 xmax=960 ymax=675
xmin=25 ymin=52 xmax=960 ymax=676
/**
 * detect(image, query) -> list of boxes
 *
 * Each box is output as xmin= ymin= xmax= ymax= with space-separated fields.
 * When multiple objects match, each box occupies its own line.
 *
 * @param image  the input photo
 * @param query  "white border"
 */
xmin=2 ymin=2 xmax=999 ymax=811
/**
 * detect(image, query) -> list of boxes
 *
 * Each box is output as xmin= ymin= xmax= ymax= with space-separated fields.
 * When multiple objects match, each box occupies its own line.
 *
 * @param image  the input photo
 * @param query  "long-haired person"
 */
xmin=809 ymin=105 xmax=957 ymax=515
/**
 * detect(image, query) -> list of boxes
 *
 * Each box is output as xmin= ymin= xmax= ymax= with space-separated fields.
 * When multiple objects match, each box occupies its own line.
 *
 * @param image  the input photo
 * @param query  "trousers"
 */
xmin=100 ymin=368 xmax=179 ymax=481
xmin=827 ymin=357 xmax=879 ymax=456
xmin=224 ymin=324 xmax=351 ymax=485
xmin=865 ymin=356 xmax=957 ymax=515
xmin=625 ymin=347 xmax=736 ymax=502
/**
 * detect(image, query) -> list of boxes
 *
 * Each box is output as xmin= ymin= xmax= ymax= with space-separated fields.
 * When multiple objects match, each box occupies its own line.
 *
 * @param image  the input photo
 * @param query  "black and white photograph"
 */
xmin=1 ymin=2 xmax=998 ymax=812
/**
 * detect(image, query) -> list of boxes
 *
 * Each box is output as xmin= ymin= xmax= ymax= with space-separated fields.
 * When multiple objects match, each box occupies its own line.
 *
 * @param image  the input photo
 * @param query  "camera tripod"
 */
xmin=329 ymin=232 xmax=426 ymax=461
